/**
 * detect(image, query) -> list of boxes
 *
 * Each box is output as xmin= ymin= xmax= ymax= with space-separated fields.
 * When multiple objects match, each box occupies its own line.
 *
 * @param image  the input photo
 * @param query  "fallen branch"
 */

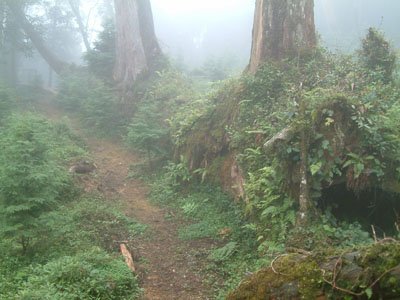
xmin=321 ymin=265 xmax=400 ymax=297
xmin=120 ymin=243 xmax=136 ymax=273
xmin=270 ymin=254 xmax=289 ymax=276
xmin=263 ymin=125 xmax=293 ymax=151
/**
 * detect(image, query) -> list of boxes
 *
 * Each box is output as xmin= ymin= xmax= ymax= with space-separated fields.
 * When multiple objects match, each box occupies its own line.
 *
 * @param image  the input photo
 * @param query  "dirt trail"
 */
xmin=38 ymin=97 xmax=215 ymax=300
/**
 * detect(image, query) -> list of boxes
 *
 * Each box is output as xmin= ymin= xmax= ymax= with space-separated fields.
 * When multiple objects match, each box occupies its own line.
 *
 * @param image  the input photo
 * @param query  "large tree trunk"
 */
xmin=113 ymin=0 xmax=161 ymax=89
xmin=5 ymin=0 xmax=68 ymax=75
xmin=136 ymin=0 xmax=161 ymax=64
xmin=249 ymin=0 xmax=316 ymax=73
xmin=68 ymin=0 xmax=91 ymax=52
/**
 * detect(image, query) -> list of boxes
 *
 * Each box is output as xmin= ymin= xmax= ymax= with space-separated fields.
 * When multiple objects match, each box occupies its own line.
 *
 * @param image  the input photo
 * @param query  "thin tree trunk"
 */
xmin=8 ymin=46 xmax=17 ymax=86
xmin=147 ymin=146 xmax=153 ymax=171
xmin=0 ymin=1 xmax=5 ymax=46
xmin=297 ymin=85 xmax=310 ymax=226
xmin=249 ymin=0 xmax=316 ymax=73
xmin=297 ymin=126 xmax=310 ymax=225
xmin=5 ymin=0 xmax=68 ymax=75
xmin=20 ymin=235 xmax=29 ymax=255
xmin=68 ymin=0 xmax=91 ymax=52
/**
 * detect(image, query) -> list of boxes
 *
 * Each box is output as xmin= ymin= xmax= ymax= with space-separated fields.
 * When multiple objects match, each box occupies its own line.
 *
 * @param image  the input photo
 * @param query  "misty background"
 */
xmin=152 ymin=0 xmax=400 ymax=71
xmin=5 ymin=0 xmax=400 ymax=87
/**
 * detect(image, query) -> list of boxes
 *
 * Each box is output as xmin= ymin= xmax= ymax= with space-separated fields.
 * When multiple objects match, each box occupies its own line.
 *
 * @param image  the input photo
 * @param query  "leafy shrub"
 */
xmin=15 ymin=248 xmax=140 ymax=300
xmin=125 ymin=102 xmax=170 ymax=168
xmin=287 ymin=214 xmax=373 ymax=250
xmin=0 ymin=114 xmax=74 ymax=253
xmin=360 ymin=27 xmax=397 ymax=83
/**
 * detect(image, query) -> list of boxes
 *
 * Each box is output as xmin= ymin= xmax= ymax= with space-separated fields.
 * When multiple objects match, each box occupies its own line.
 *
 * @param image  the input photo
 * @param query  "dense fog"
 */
xmin=2 ymin=0 xmax=400 ymax=86
xmin=152 ymin=0 xmax=400 ymax=71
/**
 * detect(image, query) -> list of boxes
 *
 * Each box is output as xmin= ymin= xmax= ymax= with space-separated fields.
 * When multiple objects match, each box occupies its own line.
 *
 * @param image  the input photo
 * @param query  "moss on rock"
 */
xmin=226 ymin=241 xmax=400 ymax=300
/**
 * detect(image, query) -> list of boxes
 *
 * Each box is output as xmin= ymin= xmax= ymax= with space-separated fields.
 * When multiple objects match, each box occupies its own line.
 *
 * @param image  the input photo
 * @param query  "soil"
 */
xmin=38 ymin=96 xmax=218 ymax=300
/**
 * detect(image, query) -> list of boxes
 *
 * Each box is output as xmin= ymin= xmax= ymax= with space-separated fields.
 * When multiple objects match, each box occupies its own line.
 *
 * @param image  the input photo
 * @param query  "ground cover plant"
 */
xmin=0 ymin=99 xmax=143 ymax=299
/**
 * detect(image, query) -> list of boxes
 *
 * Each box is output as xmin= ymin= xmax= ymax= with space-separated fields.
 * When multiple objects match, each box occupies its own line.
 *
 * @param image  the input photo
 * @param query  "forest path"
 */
xmin=37 ymin=96 xmax=215 ymax=300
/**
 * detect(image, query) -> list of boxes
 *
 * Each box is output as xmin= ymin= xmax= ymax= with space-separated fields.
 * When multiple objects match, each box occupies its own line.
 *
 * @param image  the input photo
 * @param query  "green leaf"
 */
xmin=343 ymin=160 xmax=354 ymax=168
xmin=346 ymin=152 xmax=361 ymax=160
xmin=310 ymin=162 xmax=322 ymax=176
xmin=365 ymin=288 xmax=373 ymax=299
xmin=322 ymin=140 xmax=330 ymax=150
xmin=325 ymin=117 xmax=334 ymax=126
xmin=354 ymin=163 xmax=365 ymax=179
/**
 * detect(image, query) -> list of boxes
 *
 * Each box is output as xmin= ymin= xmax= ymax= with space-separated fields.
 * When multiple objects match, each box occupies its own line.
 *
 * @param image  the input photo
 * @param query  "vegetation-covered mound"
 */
xmin=172 ymin=30 xmax=400 ymax=254
xmin=226 ymin=241 xmax=400 ymax=300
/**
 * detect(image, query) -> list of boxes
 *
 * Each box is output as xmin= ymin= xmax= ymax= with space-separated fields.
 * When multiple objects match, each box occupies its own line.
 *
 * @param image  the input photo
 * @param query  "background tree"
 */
xmin=5 ymin=0 xmax=68 ymax=75
xmin=250 ymin=0 xmax=317 ymax=225
xmin=0 ymin=1 xmax=30 ymax=86
xmin=68 ymin=0 xmax=91 ymax=52
xmin=249 ymin=0 xmax=316 ymax=73
xmin=113 ymin=0 xmax=161 ymax=89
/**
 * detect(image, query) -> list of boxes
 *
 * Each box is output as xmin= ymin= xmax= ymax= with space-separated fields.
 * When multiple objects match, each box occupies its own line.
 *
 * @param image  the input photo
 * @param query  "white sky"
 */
xmin=151 ymin=0 xmax=249 ymax=16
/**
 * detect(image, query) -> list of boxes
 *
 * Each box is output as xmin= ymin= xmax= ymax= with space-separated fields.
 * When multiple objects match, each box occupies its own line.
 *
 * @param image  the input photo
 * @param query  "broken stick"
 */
xmin=120 ymin=243 xmax=136 ymax=273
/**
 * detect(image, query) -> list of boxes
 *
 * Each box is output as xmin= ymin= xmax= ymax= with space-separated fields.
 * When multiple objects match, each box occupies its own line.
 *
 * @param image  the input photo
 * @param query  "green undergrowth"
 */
xmin=48 ymin=27 xmax=400 ymax=299
xmin=0 ymin=198 xmax=144 ymax=299
xmin=145 ymin=160 xmax=267 ymax=298
xmin=136 ymin=30 xmax=400 ymax=298
xmin=172 ymin=31 xmax=400 ymax=252
xmin=0 ymin=105 xmax=144 ymax=299
xmin=145 ymin=157 xmax=378 ymax=298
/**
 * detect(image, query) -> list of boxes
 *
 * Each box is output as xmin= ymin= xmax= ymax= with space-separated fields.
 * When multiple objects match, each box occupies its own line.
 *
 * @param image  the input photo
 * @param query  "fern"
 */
xmin=208 ymin=242 xmax=237 ymax=262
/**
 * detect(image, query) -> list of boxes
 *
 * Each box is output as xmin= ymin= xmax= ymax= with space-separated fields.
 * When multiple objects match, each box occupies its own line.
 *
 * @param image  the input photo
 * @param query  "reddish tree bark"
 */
xmin=113 ymin=0 xmax=161 ymax=89
xmin=249 ymin=0 xmax=316 ymax=73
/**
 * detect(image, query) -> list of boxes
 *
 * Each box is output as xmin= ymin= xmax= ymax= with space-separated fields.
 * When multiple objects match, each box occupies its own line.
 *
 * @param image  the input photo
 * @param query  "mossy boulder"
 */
xmin=226 ymin=241 xmax=400 ymax=300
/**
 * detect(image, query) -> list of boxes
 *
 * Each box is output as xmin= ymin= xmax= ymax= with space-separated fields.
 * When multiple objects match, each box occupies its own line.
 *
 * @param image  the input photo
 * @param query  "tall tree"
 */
xmin=5 ymin=0 xmax=68 ymax=75
xmin=113 ymin=0 xmax=161 ymax=89
xmin=253 ymin=0 xmax=317 ymax=225
xmin=249 ymin=0 xmax=316 ymax=73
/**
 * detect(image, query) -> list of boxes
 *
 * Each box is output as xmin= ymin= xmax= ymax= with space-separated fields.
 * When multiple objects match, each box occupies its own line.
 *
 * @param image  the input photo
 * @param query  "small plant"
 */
xmin=163 ymin=156 xmax=192 ymax=188
xmin=208 ymin=242 xmax=237 ymax=262
xmin=125 ymin=102 xmax=169 ymax=170
xmin=181 ymin=202 xmax=198 ymax=217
